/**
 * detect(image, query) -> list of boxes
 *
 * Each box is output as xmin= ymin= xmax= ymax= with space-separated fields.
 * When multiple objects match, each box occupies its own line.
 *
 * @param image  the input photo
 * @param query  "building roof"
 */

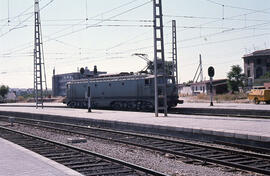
xmin=243 ymin=49 xmax=270 ymax=58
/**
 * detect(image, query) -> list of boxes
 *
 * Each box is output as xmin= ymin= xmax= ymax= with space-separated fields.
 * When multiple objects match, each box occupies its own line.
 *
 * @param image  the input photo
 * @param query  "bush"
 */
xmin=197 ymin=93 xmax=208 ymax=100
xmin=214 ymin=93 xmax=248 ymax=102
xmin=17 ymin=96 xmax=25 ymax=102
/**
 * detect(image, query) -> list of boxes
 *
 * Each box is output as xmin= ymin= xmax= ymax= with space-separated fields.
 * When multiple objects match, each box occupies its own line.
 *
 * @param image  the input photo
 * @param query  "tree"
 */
xmin=260 ymin=72 xmax=270 ymax=79
xmin=227 ymin=65 xmax=246 ymax=93
xmin=0 ymin=85 xmax=9 ymax=99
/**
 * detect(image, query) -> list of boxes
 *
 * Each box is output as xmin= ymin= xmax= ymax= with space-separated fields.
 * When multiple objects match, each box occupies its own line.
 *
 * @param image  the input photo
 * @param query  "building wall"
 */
xmin=179 ymin=80 xmax=228 ymax=96
xmin=179 ymin=86 xmax=193 ymax=95
xmin=52 ymin=72 xmax=84 ymax=97
xmin=264 ymin=82 xmax=270 ymax=89
xmin=244 ymin=56 xmax=270 ymax=85
xmin=6 ymin=92 xmax=16 ymax=100
xmin=244 ymin=57 xmax=255 ymax=81
xmin=190 ymin=83 xmax=207 ymax=95
xmin=52 ymin=71 xmax=107 ymax=97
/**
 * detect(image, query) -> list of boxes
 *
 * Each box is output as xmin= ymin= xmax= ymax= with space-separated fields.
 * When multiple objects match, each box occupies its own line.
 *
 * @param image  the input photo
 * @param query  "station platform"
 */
xmin=0 ymin=103 xmax=269 ymax=146
xmin=0 ymin=137 xmax=82 ymax=176
xmin=179 ymin=102 xmax=270 ymax=110
xmin=1 ymin=102 xmax=270 ymax=110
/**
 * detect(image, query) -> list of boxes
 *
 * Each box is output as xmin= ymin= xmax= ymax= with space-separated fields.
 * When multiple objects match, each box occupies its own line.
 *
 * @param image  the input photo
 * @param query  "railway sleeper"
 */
xmin=49 ymin=154 xmax=85 ymax=160
xmin=211 ymin=154 xmax=240 ymax=160
xmin=236 ymin=159 xmax=264 ymax=165
xmin=39 ymin=150 xmax=77 ymax=156
xmin=77 ymin=165 xmax=125 ymax=173
xmin=55 ymin=157 xmax=99 ymax=163
xmin=69 ymin=163 xmax=111 ymax=170
xmin=224 ymin=157 xmax=252 ymax=163
xmin=182 ymin=148 xmax=207 ymax=153
xmin=83 ymin=169 xmax=135 ymax=176
xmin=191 ymin=151 xmax=217 ymax=156
xmin=205 ymin=153 xmax=229 ymax=158
xmin=256 ymin=163 xmax=270 ymax=168
xmin=63 ymin=160 xmax=97 ymax=166
xmin=44 ymin=153 xmax=82 ymax=158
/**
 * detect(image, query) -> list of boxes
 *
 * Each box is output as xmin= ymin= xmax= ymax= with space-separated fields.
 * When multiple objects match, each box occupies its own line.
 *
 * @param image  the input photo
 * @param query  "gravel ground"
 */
xmin=0 ymin=122 xmax=262 ymax=176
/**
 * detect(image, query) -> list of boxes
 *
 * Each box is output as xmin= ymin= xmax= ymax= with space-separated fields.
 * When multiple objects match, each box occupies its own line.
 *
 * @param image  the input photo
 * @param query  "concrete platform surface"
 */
xmin=178 ymin=102 xmax=270 ymax=110
xmin=1 ymin=102 xmax=270 ymax=110
xmin=0 ymin=137 xmax=82 ymax=176
xmin=0 ymin=104 xmax=269 ymax=142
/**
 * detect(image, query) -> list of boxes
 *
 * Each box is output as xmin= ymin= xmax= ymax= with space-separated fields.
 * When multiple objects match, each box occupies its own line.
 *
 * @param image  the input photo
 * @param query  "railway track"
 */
xmin=0 ymin=126 xmax=167 ymax=176
xmin=1 ymin=116 xmax=270 ymax=175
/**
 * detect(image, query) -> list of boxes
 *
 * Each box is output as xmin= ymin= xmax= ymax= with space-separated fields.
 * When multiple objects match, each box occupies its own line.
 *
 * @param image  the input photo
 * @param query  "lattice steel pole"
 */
xmin=33 ymin=0 xmax=44 ymax=108
xmin=153 ymin=0 xmax=167 ymax=117
xmin=172 ymin=20 xmax=179 ymax=84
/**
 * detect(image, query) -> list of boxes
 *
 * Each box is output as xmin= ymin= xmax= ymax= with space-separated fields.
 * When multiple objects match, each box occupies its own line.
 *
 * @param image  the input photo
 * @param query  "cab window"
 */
xmin=145 ymin=79 xmax=150 ymax=86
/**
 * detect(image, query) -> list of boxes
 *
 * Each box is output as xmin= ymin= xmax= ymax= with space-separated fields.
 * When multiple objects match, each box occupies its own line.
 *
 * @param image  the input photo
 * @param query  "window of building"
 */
xmin=255 ymin=67 xmax=263 ymax=79
xmin=122 ymin=82 xmax=125 ymax=86
xmin=247 ymin=59 xmax=250 ymax=65
xmin=247 ymin=69 xmax=250 ymax=77
xmin=257 ymin=59 xmax=261 ymax=65
xmin=267 ymin=63 xmax=270 ymax=72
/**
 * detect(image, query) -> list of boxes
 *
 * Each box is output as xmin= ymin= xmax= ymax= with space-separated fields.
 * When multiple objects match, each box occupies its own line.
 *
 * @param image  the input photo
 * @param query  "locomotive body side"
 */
xmin=65 ymin=74 xmax=179 ymax=110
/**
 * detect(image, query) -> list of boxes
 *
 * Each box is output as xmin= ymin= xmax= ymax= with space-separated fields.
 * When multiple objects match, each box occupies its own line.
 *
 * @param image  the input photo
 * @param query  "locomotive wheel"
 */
xmin=111 ymin=102 xmax=121 ymax=110
xmin=67 ymin=102 xmax=73 ymax=108
xmin=121 ymin=101 xmax=128 ymax=110
xmin=253 ymin=98 xmax=260 ymax=104
xmin=127 ymin=102 xmax=134 ymax=110
xmin=136 ymin=101 xmax=142 ymax=111
xmin=141 ymin=101 xmax=154 ymax=111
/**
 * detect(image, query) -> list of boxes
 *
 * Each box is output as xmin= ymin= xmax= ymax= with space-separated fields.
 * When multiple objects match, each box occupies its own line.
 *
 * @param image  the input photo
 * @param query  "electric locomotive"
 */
xmin=64 ymin=73 xmax=179 ymax=111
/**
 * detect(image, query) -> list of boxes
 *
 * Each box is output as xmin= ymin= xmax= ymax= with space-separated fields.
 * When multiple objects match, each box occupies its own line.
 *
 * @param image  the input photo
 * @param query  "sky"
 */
xmin=0 ymin=0 xmax=270 ymax=88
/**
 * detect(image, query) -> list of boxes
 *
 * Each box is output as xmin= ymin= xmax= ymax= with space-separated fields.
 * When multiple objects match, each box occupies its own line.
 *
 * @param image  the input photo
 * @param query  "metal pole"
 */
xmin=153 ymin=0 xmax=167 ymax=117
xmin=210 ymin=77 xmax=213 ymax=106
xmin=87 ymin=76 xmax=91 ymax=112
xmin=172 ymin=20 xmax=178 ymax=84
xmin=153 ymin=0 xmax=158 ymax=117
xmin=199 ymin=54 xmax=203 ymax=82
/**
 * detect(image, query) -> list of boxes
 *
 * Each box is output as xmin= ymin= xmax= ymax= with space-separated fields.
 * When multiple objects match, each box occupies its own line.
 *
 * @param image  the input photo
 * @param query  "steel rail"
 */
xmin=0 ymin=126 xmax=168 ymax=176
xmin=169 ymin=108 xmax=270 ymax=119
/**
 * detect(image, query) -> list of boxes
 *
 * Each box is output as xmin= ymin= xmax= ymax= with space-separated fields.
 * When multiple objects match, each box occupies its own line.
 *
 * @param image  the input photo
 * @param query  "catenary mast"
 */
xmin=153 ymin=0 xmax=167 ymax=117
xmin=33 ymin=0 xmax=46 ymax=108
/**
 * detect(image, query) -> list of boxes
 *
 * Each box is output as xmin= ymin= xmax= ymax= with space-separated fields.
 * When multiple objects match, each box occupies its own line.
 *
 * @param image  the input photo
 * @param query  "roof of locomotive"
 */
xmin=68 ymin=73 xmax=154 ymax=84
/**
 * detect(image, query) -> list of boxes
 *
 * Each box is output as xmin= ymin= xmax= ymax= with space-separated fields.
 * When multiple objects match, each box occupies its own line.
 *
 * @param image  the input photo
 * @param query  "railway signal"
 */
xmin=208 ymin=66 xmax=215 ymax=77
xmin=208 ymin=66 xmax=215 ymax=106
